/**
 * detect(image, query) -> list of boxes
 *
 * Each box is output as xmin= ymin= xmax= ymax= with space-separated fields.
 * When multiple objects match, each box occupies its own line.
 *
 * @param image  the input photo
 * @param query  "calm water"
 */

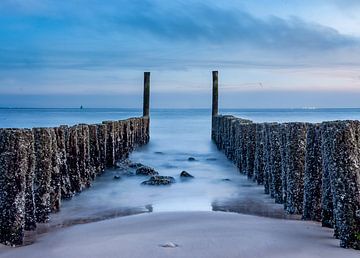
xmin=1 ymin=108 xmax=360 ymax=226
xmin=2 ymin=108 xmax=360 ymax=128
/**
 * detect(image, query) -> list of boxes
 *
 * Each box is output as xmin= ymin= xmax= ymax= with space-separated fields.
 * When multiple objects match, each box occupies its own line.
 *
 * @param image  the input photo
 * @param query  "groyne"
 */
xmin=212 ymin=115 xmax=360 ymax=250
xmin=0 ymin=116 xmax=150 ymax=246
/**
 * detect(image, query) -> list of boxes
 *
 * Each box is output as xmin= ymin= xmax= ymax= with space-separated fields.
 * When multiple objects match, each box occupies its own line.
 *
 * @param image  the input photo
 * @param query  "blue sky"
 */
xmin=0 ymin=0 xmax=360 ymax=108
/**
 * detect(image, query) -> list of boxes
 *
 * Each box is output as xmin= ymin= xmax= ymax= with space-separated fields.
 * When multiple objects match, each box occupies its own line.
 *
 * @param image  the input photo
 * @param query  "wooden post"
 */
xmin=143 ymin=72 xmax=150 ymax=117
xmin=212 ymin=71 xmax=219 ymax=117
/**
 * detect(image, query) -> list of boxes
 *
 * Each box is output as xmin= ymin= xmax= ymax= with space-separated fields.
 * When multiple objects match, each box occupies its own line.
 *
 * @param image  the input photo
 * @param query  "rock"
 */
xmin=115 ymin=159 xmax=134 ymax=170
xmin=141 ymin=176 xmax=175 ymax=185
xmin=122 ymin=171 xmax=135 ymax=177
xmin=114 ymin=163 xmax=121 ymax=169
xmin=145 ymin=204 xmax=153 ymax=212
xmin=180 ymin=171 xmax=194 ymax=178
xmin=154 ymin=151 xmax=164 ymax=155
xmin=160 ymin=242 xmax=178 ymax=248
xmin=129 ymin=162 xmax=144 ymax=169
xmin=188 ymin=157 xmax=196 ymax=161
xmin=136 ymin=166 xmax=159 ymax=176
xmin=221 ymin=178 xmax=231 ymax=182
xmin=113 ymin=175 xmax=121 ymax=180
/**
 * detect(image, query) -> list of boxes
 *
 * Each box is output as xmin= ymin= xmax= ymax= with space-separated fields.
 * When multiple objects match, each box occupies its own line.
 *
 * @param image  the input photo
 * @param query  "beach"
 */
xmin=1 ymin=211 xmax=359 ymax=258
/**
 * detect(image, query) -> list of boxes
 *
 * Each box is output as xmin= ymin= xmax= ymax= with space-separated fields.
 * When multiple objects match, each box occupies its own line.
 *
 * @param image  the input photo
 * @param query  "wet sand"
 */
xmin=1 ymin=211 xmax=358 ymax=258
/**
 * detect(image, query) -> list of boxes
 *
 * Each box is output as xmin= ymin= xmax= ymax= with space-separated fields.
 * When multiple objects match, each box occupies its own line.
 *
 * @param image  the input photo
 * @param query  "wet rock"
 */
xmin=145 ymin=204 xmax=153 ymax=212
xmin=113 ymin=159 xmax=131 ymax=171
xmin=180 ymin=171 xmax=194 ymax=178
xmin=141 ymin=176 xmax=175 ymax=185
xmin=120 ymin=170 xmax=135 ymax=176
xmin=136 ymin=166 xmax=159 ymax=176
xmin=188 ymin=157 xmax=197 ymax=161
xmin=114 ymin=163 xmax=122 ymax=169
xmin=129 ymin=162 xmax=145 ymax=169
xmin=160 ymin=242 xmax=178 ymax=248
xmin=113 ymin=175 xmax=121 ymax=180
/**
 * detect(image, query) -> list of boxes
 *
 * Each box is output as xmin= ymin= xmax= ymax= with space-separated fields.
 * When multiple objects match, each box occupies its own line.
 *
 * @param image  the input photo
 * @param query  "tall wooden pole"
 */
xmin=212 ymin=71 xmax=219 ymax=117
xmin=143 ymin=72 xmax=150 ymax=117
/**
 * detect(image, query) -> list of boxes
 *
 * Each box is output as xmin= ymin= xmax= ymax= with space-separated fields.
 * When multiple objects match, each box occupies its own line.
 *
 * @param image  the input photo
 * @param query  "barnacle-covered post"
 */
xmin=0 ymin=129 xmax=34 ymax=246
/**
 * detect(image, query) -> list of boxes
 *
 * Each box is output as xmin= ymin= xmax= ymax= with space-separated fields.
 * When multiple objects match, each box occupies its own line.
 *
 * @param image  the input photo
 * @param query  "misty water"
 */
xmin=2 ymin=108 xmax=360 ymax=228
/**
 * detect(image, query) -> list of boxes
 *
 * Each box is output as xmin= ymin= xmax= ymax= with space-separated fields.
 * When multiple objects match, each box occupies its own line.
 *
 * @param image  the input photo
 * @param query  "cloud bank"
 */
xmin=0 ymin=0 xmax=359 ymax=107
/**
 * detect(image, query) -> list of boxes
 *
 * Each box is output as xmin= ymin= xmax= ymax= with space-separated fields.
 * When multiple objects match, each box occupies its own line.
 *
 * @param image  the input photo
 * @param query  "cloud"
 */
xmin=110 ymin=2 xmax=358 ymax=51
xmin=0 ymin=0 xmax=359 ymax=73
xmin=1 ymin=1 xmax=358 ymax=49
xmin=331 ymin=0 xmax=360 ymax=8
xmin=0 ymin=0 xmax=360 ymax=102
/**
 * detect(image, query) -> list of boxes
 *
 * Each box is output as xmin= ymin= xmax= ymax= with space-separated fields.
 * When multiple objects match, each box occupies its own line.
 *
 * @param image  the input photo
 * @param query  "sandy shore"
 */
xmin=0 ymin=211 xmax=358 ymax=258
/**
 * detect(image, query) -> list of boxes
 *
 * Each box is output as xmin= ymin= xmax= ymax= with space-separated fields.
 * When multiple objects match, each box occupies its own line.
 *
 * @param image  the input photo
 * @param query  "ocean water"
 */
xmin=1 ymin=108 xmax=360 ymax=226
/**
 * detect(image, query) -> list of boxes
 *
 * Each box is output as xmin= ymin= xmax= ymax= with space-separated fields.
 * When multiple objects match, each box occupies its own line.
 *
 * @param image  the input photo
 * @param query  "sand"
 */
xmin=0 ymin=211 xmax=358 ymax=258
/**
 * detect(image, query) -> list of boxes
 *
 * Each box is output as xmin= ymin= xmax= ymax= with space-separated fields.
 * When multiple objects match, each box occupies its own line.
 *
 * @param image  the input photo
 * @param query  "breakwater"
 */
xmin=0 ymin=116 xmax=150 ymax=246
xmin=212 ymin=115 xmax=360 ymax=250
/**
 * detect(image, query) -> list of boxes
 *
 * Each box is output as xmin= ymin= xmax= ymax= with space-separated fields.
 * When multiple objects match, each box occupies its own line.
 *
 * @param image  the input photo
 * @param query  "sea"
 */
xmin=1 ymin=108 xmax=360 ymax=226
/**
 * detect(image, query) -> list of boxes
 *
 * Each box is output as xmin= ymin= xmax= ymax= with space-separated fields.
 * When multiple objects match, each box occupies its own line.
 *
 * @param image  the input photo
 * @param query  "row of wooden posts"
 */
xmin=211 ymin=115 xmax=360 ymax=250
xmin=0 ymin=73 xmax=152 ymax=246
xmin=210 ymin=72 xmax=359 ymax=250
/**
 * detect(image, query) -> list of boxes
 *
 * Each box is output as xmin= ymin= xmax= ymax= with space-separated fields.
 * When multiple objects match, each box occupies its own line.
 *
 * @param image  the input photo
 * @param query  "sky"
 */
xmin=0 ymin=0 xmax=360 ymax=108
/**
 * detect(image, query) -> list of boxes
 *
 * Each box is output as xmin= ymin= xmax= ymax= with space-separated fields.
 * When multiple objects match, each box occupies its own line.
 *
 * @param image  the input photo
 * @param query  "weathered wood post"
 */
xmin=143 ymin=72 xmax=150 ymax=117
xmin=0 ymin=129 xmax=35 ymax=246
xmin=211 ymin=71 xmax=219 ymax=139
xmin=212 ymin=71 xmax=219 ymax=117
